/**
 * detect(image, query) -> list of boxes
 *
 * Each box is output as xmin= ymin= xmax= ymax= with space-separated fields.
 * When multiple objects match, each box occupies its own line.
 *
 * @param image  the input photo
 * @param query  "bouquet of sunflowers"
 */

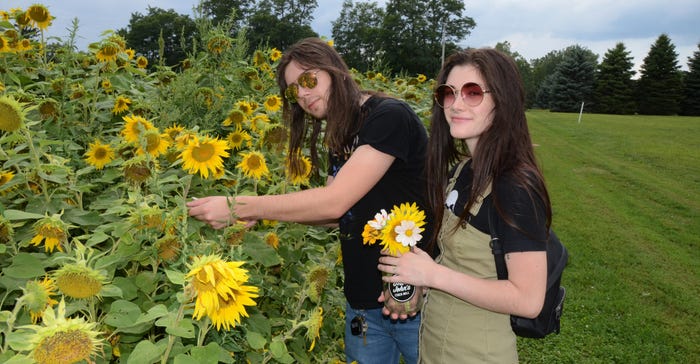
xmin=362 ymin=202 xmax=426 ymax=314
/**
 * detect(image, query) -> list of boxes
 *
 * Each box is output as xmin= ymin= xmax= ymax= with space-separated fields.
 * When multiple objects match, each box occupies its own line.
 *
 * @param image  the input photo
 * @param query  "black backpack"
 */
xmin=488 ymin=207 xmax=568 ymax=338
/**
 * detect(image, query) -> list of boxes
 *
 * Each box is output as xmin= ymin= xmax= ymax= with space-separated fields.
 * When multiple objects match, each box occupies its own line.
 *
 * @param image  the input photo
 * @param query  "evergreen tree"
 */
xmin=636 ymin=34 xmax=682 ymax=115
xmin=594 ymin=42 xmax=636 ymax=114
xmin=331 ymin=0 xmax=386 ymax=72
xmin=548 ymin=45 xmax=597 ymax=112
xmin=530 ymin=49 xmax=566 ymax=109
xmin=680 ymin=43 xmax=700 ymax=116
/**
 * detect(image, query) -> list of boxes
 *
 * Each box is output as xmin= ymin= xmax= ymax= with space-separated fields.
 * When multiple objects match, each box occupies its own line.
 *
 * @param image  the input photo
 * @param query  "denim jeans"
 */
xmin=344 ymin=301 xmax=420 ymax=364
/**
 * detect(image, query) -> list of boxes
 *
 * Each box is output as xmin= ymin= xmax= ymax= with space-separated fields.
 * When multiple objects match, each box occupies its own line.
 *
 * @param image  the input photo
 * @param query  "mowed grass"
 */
xmin=517 ymin=110 xmax=700 ymax=363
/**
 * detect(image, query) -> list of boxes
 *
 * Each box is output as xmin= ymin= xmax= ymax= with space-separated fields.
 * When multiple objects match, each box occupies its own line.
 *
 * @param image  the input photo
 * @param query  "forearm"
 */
xmin=428 ymin=264 xmax=543 ymax=318
xmin=234 ymin=187 xmax=348 ymax=223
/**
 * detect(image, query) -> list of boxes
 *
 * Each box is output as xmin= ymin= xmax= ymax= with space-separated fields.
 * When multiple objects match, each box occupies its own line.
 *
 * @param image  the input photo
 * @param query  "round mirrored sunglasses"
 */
xmin=434 ymin=82 xmax=491 ymax=108
xmin=284 ymin=70 xmax=320 ymax=104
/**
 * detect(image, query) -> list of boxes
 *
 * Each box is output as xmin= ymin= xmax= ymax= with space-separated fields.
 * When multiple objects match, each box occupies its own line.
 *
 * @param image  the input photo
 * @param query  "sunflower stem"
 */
xmin=161 ymin=299 xmax=187 ymax=363
xmin=22 ymin=128 xmax=51 ymax=205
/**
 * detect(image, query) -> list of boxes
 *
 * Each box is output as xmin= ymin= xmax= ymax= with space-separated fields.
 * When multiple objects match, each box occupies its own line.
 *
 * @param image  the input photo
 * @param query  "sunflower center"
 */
xmin=56 ymin=272 xmax=103 ymax=299
xmin=28 ymin=7 xmax=50 ymax=23
xmin=38 ymin=225 xmax=65 ymax=240
xmin=245 ymin=155 xmax=262 ymax=170
xmin=0 ymin=101 xmax=23 ymax=132
xmin=93 ymin=147 xmax=108 ymax=159
xmin=145 ymin=133 xmax=161 ymax=152
xmin=193 ymin=143 xmax=216 ymax=162
xmin=34 ymin=330 xmax=94 ymax=364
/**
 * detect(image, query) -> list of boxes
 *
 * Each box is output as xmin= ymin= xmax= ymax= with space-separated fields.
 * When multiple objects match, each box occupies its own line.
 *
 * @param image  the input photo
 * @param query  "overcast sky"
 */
xmin=8 ymin=0 xmax=699 ymax=74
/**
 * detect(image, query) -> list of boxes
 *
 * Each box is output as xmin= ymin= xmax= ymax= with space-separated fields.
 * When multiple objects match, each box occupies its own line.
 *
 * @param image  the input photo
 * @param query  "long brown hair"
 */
xmin=276 ymin=38 xmax=364 ymax=175
xmin=426 ymin=48 xmax=552 ymax=246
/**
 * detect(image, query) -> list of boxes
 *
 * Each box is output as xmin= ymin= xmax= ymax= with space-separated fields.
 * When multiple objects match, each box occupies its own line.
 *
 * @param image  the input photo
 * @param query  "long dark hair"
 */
xmin=276 ymin=38 xmax=364 ymax=175
xmin=426 ymin=48 xmax=552 ymax=245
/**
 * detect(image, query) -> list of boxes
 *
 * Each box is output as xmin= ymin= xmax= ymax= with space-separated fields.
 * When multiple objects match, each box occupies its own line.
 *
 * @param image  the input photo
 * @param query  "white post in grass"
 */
xmin=577 ymin=101 xmax=585 ymax=123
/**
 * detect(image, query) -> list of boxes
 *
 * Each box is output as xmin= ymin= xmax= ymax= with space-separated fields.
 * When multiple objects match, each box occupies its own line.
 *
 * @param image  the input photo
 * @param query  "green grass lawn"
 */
xmin=516 ymin=110 xmax=700 ymax=363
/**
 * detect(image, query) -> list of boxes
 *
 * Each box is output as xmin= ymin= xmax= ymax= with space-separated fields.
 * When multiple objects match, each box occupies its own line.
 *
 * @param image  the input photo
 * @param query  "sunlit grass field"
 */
xmin=518 ymin=110 xmax=700 ymax=363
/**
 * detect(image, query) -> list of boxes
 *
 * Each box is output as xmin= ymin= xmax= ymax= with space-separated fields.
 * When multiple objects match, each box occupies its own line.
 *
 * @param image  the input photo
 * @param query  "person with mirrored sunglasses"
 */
xmin=377 ymin=48 xmax=552 ymax=363
xmin=187 ymin=37 xmax=433 ymax=364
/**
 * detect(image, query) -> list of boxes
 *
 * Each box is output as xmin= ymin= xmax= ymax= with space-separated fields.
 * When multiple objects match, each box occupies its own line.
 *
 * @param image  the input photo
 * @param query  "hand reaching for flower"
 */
xmin=187 ymin=196 xmax=256 ymax=229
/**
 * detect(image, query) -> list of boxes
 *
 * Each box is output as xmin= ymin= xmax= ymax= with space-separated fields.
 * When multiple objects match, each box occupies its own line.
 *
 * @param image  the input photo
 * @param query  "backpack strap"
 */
xmin=488 ymin=203 xmax=509 ymax=280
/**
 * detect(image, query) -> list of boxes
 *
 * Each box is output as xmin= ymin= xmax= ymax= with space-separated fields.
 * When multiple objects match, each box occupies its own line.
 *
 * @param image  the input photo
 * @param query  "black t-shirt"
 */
xmin=328 ymin=96 xmax=432 ymax=309
xmin=447 ymin=160 xmax=547 ymax=254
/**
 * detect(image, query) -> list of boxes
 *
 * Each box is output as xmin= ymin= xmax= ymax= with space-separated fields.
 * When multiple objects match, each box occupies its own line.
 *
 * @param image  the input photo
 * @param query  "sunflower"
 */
xmin=302 ymin=306 xmax=324 ymax=351
xmin=185 ymin=255 xmax=259 ymax=331
xmin=38 ymin=99 xmax=59 ymax=119
xmin=175 ymin=130 xmax=198 ymax=150
xmin=163 ymin=124 xmax=185 ymax=143
xmin=136 ymin=55 xmax=148 ymax=69
xmin=0 ymin=36 xmax=11 ymax=53
xmin=112 ymin=95 xmax=131 ymax=114
xmin=306 ymin=266 xmax=329 ymax=303
xmin=53 ymin=262 xmax=107 ymax=299
xmin=121 ymin=114 xmax=155 ymax=143
xmin=263 ymin=94 xmax=282 ymax=113
xmin=378 ymin=202 xmax=426 ymax=255
xmin=26 ymin=4 xmax=52 ymax=30
xmin=0 ymin=95 xmax=26 ymax=132
xmin=95 ymin=41 xmax=120 ymax=63
xmin=84 ymin=140 xmax=115 ymax=170
xmin=180 ymin=136 xmax=230 ymax=179
xmin=123 ymin=156 xmax=155 ymax=184
xmin=416 ymin=74 xmax=427 ymax=83
xmin=261 ymin=124 xmax=288 ymax=151
xmin=285 ymin=154 xmax=312 ymax=186
xmin=207 ymin=35 xmax=231 ymax=55
xmin=136 ymin=129 xmax=170 ymax=157
xmin=124 ymin=48 xmax=135 ymax=59
xmin=269 ymin=48 xmax=282 ymax=62
xmin=0 ymin=169 xmax=15 ymax=188
xmin=223 ymin=108 xmax=246 ymax=126
xmin=263 ymin=232 xmax=280 ymax=250
xmin=236 ymin=100 xmax=255 ymax=116
xmin=22 ymin=277 xmax=59 ymax=324
xmin=237 ymin=151 xmax=269 ymax=180
xmin=128 ymin=204 xmax=164 ymax=231
xmin=249 ymin=113 xmax=270 ymax=133
xmin=30 ymin=215 xmax=69 ymax=253
xmin=0 ymin=215 xmax=14 ymax=244
xmin=25 ymin=299 xmax=103 ymax=364
xmin=226 ymin=126 xmax=251 ymax=151
xmin=17 ymin=38 xmax=32 ymax=52
xmin=155 ymin=234 xmax=181 ymax=262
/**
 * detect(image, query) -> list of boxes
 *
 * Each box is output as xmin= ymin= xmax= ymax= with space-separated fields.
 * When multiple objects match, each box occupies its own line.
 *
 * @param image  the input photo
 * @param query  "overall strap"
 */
xmin=488 ymin=203 xmax=509 ymax=280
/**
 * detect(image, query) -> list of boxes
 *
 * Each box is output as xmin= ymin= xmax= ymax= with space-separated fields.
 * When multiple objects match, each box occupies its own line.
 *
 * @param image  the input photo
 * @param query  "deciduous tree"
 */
xmin=331 ymin=0 xmax=386 ymax=72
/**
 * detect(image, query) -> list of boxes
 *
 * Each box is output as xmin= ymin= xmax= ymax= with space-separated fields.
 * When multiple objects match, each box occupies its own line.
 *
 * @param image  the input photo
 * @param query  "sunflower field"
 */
xmin=0 ymin=5 xmax=433 ymax=363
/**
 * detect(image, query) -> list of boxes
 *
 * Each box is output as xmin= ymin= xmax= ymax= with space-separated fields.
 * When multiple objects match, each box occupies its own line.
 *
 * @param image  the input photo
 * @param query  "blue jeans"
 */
xmin=344 ymin=301 xmax=420 ymax=364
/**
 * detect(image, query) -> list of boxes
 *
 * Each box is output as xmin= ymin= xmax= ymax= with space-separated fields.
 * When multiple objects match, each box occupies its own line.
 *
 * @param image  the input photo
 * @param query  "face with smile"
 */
xmin=441 ymin=64 xmax=495 ymax=153
xmin=284 ymin=60 xmax=331 ymax=119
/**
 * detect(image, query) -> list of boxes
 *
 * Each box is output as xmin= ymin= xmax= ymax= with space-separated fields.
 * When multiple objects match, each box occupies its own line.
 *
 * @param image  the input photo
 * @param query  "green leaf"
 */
xmin=165 ymin=317 xmax=195 ymax=338
xmin=104 ymin=300 xmax=141 ymax=328
xmin=134 ymin=271 xmax=158 ymax=294
xmin=270 ymin=338 xmax=295 ymax=363
xmin=242 ymin=236 xmax=282 ymax=267
xmin=164 ymin=269 xmax=185 ymax=285
xmin=100 ymin=283 xmax=123 ymax=298
xmin=189 ymin=342 xmax=233 ymax=363
xmin=3 ymin=210 xmax=44 ymax=220
xmin=2 ymin=253 xmax=45 ymax=279
xmin=111 ymin=277 xmax=139 ymax=300
xmin=127 ymin=340 xmax=165 ymax=364
xmin=245 ymin=331 xmax=267 ymax=350
xmin=136 ymin=305 xmax=169 ymax=324
xmin=1 ymin=354 xmax=34 ymax=364
xmin=5 ymin=329 xmax=34 ymax=351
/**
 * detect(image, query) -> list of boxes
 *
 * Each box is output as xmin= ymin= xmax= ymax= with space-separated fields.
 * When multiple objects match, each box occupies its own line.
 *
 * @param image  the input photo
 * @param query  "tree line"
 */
xmin=115 ymin=0 xmax=700 ymax=116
